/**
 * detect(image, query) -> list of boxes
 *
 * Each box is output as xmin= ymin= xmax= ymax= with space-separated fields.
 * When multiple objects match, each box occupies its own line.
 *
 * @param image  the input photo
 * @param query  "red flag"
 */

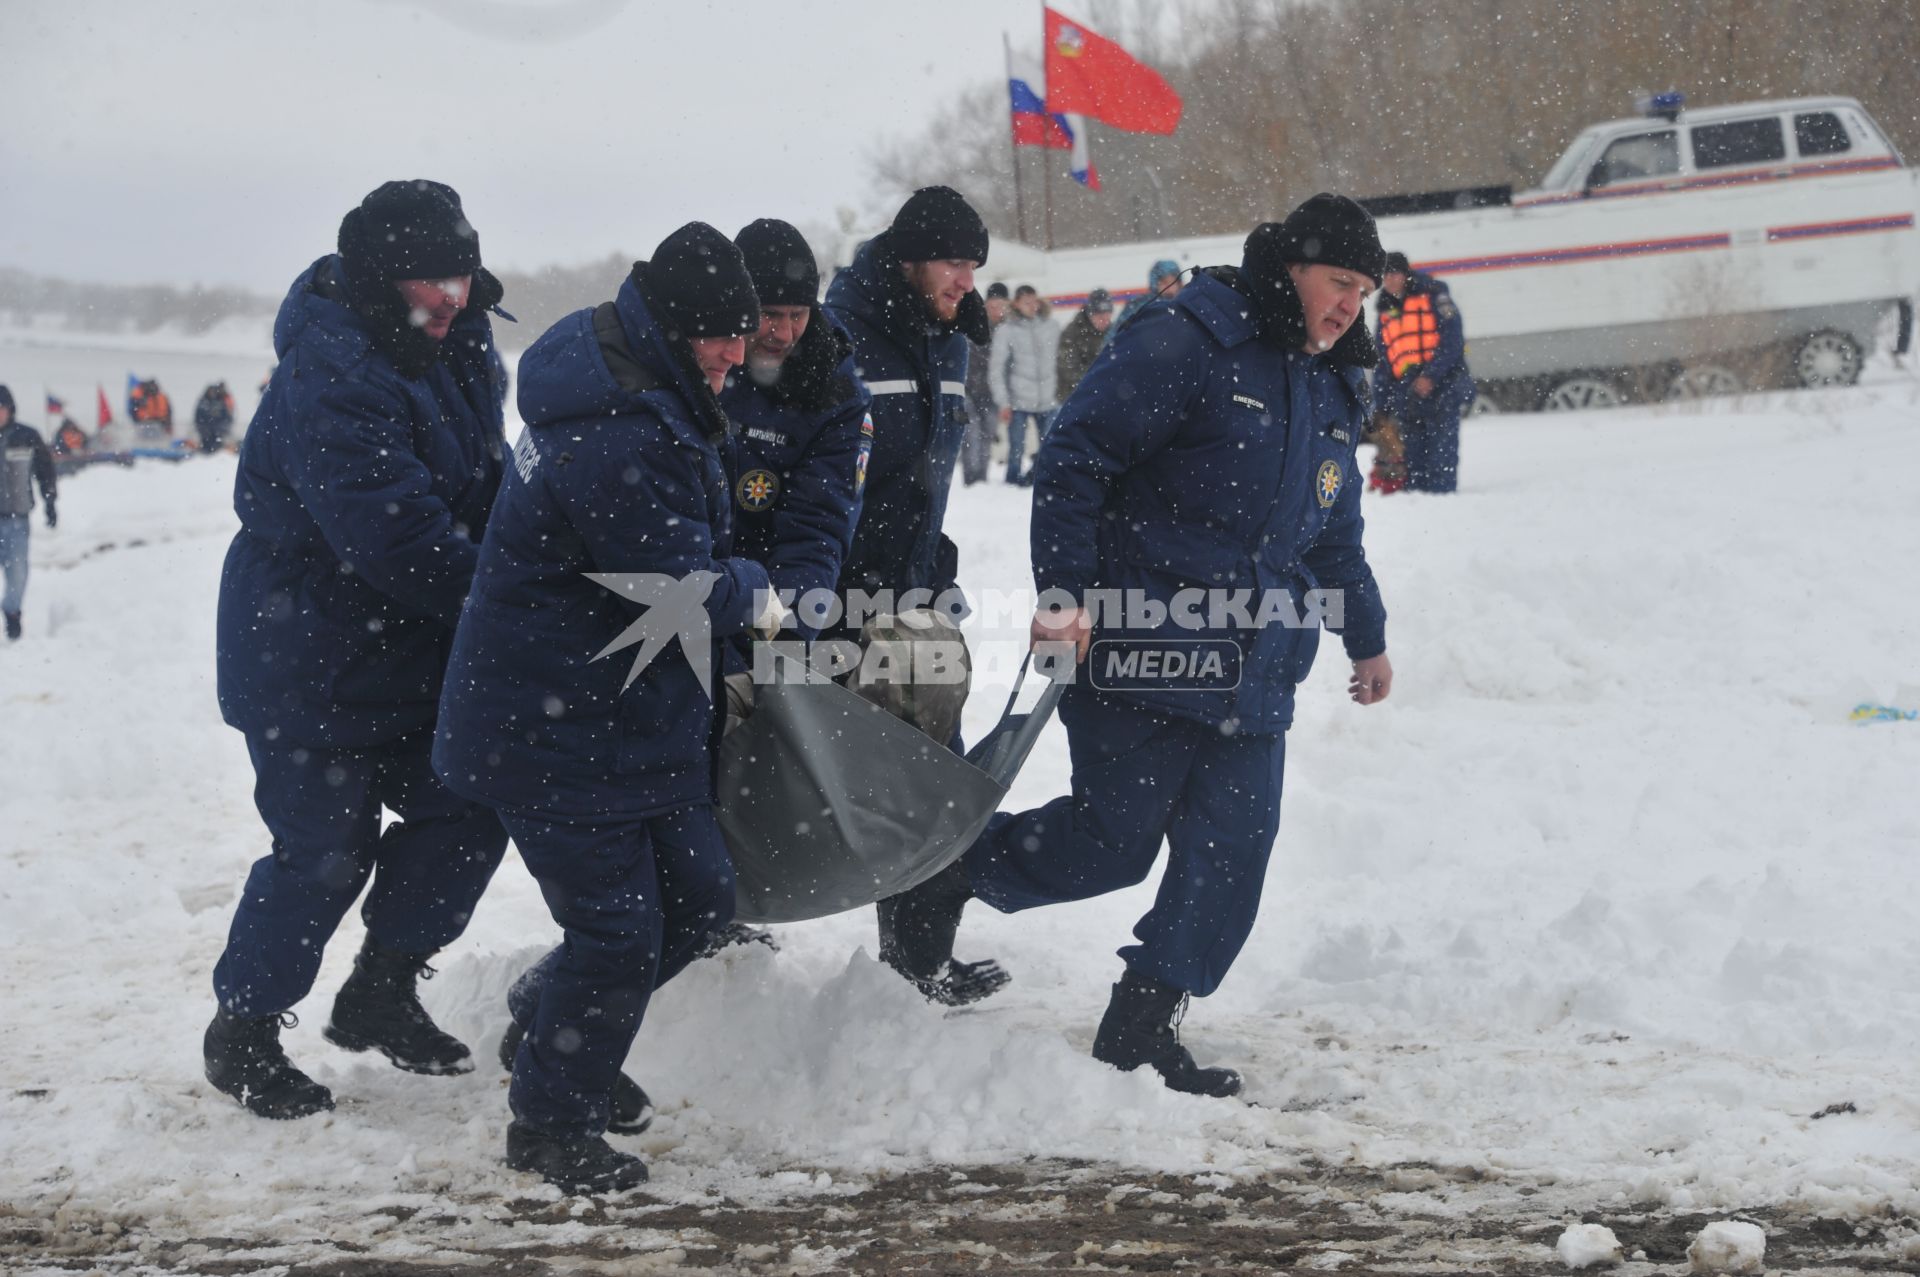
xmin=1042 ymin=8 xmax=1182 ymax=136
xmin=97 ymin=384 xmax=114 ymax=428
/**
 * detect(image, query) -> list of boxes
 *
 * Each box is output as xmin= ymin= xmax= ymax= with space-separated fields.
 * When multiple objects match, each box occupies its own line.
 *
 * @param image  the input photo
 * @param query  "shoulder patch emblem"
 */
xmin=860 ymin=411 xmax=875 ymax=437
xmin=736 ymin=467 xmax=780 ymax=512
xmin=1316 ymin=458 xmax=1343 ymax=508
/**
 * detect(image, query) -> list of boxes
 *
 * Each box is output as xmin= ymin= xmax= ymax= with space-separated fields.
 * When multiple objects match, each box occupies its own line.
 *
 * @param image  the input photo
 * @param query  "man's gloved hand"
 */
xmin=752 ymin=589 xmax=791 ymax=640
xmin=44 ymin=502 xmax=56 ymax=529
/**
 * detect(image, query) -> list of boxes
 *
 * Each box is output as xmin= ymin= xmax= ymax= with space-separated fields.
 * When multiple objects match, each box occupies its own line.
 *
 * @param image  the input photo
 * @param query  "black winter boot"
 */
xmin=876 ymin=857 xmax=1009 ymax=1006
xmin=1091 ymin=968 xmax=1243 ymax=1098
xmin=497 ymin=1015 xmax=655 ymax=1135
xmin=506 ymin=1120 xmax=649 ymax=1194
xmin=323 ymin=937 xmax=474 ymax=1074
xmin=4 ymin=611 xmax=20 ymax=641
xmin=204 ymin=1008 xmax=335 ymax=1119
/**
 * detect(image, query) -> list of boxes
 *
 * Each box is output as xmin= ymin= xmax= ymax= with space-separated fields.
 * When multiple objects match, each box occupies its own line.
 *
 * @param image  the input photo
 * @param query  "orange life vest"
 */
xmin=1381 ymin=293 xmax=1440 ymax=378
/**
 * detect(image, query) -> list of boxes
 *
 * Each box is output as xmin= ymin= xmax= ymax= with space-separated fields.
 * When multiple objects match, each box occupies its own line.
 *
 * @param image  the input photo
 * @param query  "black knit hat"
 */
xmin=889 ymin=185 xmax=989 ymax=266
xmin=1250 ymin=192 xmax=1386 ymax=286
xmin=735 ymin=219 xmax=819 ymax=307
xmin=1384 ymin=251 xmax=1411 ymax=275
xmin=0 ymin=385 xmax=13 ymax=413
xmin=645 ymin=222 xmax=760 ymax=339
xmin=1085 ymin=287 xmax=1114 ymax=314
xmin=337 ymin=179 xmax=481 ymax=282
xmin=985 ymin=281 xmax=1010 ymax=301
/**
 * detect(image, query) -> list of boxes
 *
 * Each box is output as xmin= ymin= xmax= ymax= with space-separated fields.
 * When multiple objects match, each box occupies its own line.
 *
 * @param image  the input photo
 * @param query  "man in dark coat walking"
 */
xmin=435 ymin=224 xmax=776 ymax=1194
xmin=881 ymin=195 xmax=1396 ymax=1095
xmin=0 ymin=385 xmax=57 ymax=641
xmin=207 ymin=180 xmax=513 ymax=1121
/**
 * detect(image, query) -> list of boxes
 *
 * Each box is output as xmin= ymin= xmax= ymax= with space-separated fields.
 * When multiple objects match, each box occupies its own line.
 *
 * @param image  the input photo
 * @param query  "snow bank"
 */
xmin=1688 ymin=1219 xmax=1767 ymax=1273
xmin=2 ymin=375 xmax=1918 ymax=1249
xmin=1556 ymin=1222 xmax=1622 ymax=1268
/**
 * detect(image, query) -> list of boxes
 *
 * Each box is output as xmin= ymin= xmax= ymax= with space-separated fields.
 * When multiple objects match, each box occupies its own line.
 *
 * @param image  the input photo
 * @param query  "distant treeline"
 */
xmin=0 ymin=267 xmax=277 ymax=338
xmin=871 ymin=0 xmax=1920 ymax=249
xmin=0 ymin=254 xmax=685 ymax=351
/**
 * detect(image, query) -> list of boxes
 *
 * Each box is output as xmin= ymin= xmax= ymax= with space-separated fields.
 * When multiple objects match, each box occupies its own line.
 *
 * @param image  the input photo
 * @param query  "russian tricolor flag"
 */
xmin=1009 ymin=74 xmax=1070 ymax=149
xmin=1009 ymin=70 xmax=1100 ymax=190
xmin=1060 ymin=113 xmax=1100 ymax=191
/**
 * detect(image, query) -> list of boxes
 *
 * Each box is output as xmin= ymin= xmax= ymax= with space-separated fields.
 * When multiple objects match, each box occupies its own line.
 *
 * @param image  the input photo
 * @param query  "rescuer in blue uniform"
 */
xmin=435 ymin=224 xmax=777 ymax=1194
xmin=821 ymin=188 xmax=1009 ymax=1007
xmin=205 ymin=180 xmax=512 ymax=1121
xmin=881 ymin=195 xmax=1397 ymax=1096
xmin=720 ymin=218 xmax=870 ymax=636
xmin=1375 ymin=251 xmax=1474 ymax=492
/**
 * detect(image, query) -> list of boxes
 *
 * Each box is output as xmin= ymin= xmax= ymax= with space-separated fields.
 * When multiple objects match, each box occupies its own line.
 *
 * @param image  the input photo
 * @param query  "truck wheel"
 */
xmin=1792 ymin=329 xmax=1862 ymax=388
xmin=1544 ymin=375 xmax=1625 ymax=411
xmin=1667 ymin=364 xmax=1744 ymax=400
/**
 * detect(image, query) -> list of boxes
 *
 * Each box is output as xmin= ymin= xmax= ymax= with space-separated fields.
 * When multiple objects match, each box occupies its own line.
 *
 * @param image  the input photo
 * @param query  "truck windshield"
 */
xmin=1540 ymin=128 xmax=1602 ymax=190
xmin=1594 ymin=130 xmax=1679 ymax=185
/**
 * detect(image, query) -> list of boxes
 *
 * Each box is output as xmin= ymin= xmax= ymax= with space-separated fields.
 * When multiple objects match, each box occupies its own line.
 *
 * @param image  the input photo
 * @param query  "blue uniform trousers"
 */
xmin=964 ymin=685 xmax=1286 ymax=997
xmin=213 ymin=731 xmax=509 ymax=1015
xmin=503 ymin=805 xmax=734 ymax=1138
xmin=1400 ymin=395 xmax=1462 ymax=493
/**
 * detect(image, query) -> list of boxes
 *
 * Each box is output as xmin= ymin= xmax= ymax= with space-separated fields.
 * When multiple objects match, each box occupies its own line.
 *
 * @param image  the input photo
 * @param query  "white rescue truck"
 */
xmin=994 ymin=95 xmax=1920 ymax=410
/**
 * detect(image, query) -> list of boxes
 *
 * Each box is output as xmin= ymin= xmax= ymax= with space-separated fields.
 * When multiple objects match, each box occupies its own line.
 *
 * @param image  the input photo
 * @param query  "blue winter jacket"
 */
xmin=718 ymin=306 xmax=869 ymax=636
xmin=216 ymin=256 xmax=507 ymax=748
xmin=433 ymin=272 xmax=772 ymax=820
xmin=823 ymin=232 xmax=984 ymax=603
xmin=1032 ymin=267 xmax=1388 ymax=732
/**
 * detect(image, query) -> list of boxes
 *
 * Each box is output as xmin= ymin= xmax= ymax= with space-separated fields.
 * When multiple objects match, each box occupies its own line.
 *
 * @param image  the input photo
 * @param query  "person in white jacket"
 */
xmin=988 ymin=285 xmax=1060 ymax=486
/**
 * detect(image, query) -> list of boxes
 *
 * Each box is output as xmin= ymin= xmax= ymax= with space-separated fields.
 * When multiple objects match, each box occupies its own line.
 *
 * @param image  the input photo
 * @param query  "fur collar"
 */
xmin=1201 ymin=264 xmax=1377 ymax=369
xmin=749 ymin=307 xmax=857 ymax=414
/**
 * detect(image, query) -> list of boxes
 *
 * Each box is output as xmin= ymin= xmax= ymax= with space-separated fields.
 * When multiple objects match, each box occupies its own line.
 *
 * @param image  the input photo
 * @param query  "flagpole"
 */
xmin=1040 ymin=4 xmax=1054 ymax=251
xmin=1003 ymin=32 xmax=1029 ymax=245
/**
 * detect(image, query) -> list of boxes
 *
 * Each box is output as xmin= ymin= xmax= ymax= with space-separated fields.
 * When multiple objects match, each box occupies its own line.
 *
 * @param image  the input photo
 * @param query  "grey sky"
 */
xmin=1 ymin=0 xmax=1123 ymax=294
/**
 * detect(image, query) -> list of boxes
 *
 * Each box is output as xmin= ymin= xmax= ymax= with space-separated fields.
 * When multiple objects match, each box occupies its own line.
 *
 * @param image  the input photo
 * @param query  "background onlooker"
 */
xmin=194 ymin=382 xmax=236 ymax=454
xmin=1109 ymin=259 xmax=1183 ymax=342
xmin=961 ymin=282 xmax=1009 ymax=486
xmin=1055 ymin=287 xmax=1112 ymax=398
xmin=0 ymin=385 xmax=59 ymax=641
xmin=988 ymin=284 xmax=1059 ymax=486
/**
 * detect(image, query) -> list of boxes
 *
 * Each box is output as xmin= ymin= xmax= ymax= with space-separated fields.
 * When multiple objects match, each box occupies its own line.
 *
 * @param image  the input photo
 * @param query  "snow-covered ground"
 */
xmin=3 ymin=345 xmax=1919 ymax=1272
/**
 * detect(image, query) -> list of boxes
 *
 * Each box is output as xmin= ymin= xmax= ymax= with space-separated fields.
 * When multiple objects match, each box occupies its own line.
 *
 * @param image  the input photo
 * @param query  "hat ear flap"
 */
xmin=336 ymin=205 xmax=368 ymax=262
